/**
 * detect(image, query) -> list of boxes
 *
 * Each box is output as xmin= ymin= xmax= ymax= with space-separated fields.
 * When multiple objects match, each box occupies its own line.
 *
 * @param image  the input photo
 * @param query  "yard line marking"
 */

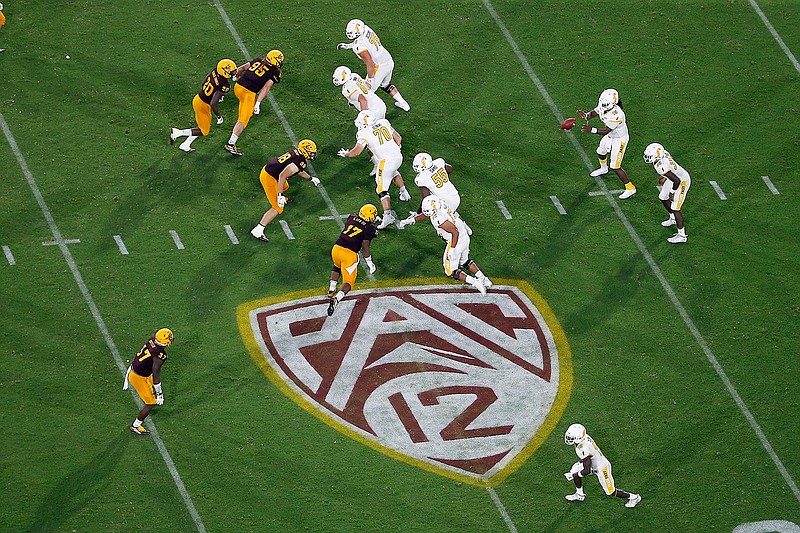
xmin=113 ymin=235 xmax=129 ymax=255
xmin=482 ymin=0 xmax=800 ymax=506
xmin=762 ymin=175 xmax=780 ymax=195
xmin=2 ymin=245 xmax=15 ymax=266
xmin=170 ymin=230 xmax=185 ymax=250
xmin=709 ymin=181 xmax=728 ymax=200
xmin=213 ymin=1 xmax=376 ymax=280
xmin=747 ymin=0 xmax=800 ymax=74
xmin=496 ymin=200 xmax=513 ymax=220
xmin=319 ymin=214 xmax=350 ymax=221
xmin=549 ymin=195 xmax=567 ymax=215
xmin=0 ymin=110 xmax=207 ymax=533
xmin=589 ymin=189 xmax=625 ymax=197
xmin=488 ymin=488 xmax=518 ymax=533
xmin=43 ymin=238 xmax=80 ymax=246
xmin=224 ymin=224 xmax=240 ymax=244
xmin=279 ymin=220 xmax=295 ymax=240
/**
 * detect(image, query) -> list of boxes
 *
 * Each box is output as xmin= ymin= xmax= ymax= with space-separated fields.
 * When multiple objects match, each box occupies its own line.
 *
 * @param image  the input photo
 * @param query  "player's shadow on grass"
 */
xmin=23 ymin=432 xmax=129 ymax=533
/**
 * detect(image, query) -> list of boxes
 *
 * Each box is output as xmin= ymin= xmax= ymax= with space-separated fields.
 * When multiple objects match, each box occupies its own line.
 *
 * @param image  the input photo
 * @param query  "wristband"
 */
xmin=591 ymin=127 xmax=598 ymax=134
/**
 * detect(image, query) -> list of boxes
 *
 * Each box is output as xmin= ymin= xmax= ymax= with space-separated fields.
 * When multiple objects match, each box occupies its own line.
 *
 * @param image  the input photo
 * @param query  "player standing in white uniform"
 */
xmin=578 ymin=89 xmax=636 ymax=199
xmin=337 ymin=110 xmax=411 ymax=229
xmin=337 ymin=19 xmax=410 ymax=112
xmin=421 ymin=195 xmax=492 ymax=294
xmin=563 ymin=423 xmax=641 ymax=508
xmin=644 ymin=143 xmax=692 ymax=243
xmin=398 ymin=152 xmax=465 ymax=230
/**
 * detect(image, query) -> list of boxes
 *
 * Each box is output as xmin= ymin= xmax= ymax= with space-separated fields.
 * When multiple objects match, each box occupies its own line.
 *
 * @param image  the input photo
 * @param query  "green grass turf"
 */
xmin=1 ymin=0 xmax=799 ymax=531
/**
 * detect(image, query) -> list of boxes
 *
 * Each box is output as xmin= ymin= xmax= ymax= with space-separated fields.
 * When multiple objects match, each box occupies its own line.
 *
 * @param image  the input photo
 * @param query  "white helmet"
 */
xmin=354 ymin=110 xmax=375 ymax=130
xmin=421 ymin=194 xmax=445 ymax=217
xmin=412 ymin=152 xmax=432 ymax=173
xmin=564 ymin=423 xmax=587 ymax=445
xmin=346 ymin=19 xmax=365 ymax=40
xmin=643 ymin=142 xmax=666 ymax=164
xmin=597 ymin=88 xmax=619 ymax=112
xmin=332 ymin=66 xmax=351 ymax=87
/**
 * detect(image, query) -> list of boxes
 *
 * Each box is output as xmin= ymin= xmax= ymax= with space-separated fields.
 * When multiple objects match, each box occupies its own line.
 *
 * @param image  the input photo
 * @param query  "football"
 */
xmin=560 ymin=117 xmax=577 ymax=130
xmin=658 ymin=176 xmax=667 ymax=185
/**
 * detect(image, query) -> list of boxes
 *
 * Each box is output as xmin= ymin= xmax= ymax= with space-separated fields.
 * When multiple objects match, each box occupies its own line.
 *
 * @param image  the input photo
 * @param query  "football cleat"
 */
xmin=169 ymin=128 xmax=178 ymax=145
xmin=179 ymin=146 xmax=196 ymax=153
xmin=250 ymin=228 xmax=269 ymax=243
xmin=589 ymin=166 xmax=608 ymax=177
xmin=376 ymin=210 xmax=396 ymax=229
xmin=399 ymin=189 xmax=411 ymax=202
xmin=565 ymin=492 xmax=585 ymax=502
xmin=481 ymin=276 xmax=494 ymax=288
xmin=619 ymin=188 xmax=637 ymax=200
xmin=395 ymin=100 xmax=411 ymax=111
xmin=470 ymin=278 xmax=487 ymax=296
xmin=130 ymin=425 xmax=151 ymax=436
xmin=224 ymin=143 xmax=243 ymax=157
xmin=625 ymin=494 xmax=642 ymax=508
xmin=327 ymin=290 xmax=335 ymax=298
xmin=661 ymin=216 xmax=676 ymax=227
xmin=668 ymin=233 xmax=687 ymax=244
xmin=327 ymin=297 xmax=338 ymax=316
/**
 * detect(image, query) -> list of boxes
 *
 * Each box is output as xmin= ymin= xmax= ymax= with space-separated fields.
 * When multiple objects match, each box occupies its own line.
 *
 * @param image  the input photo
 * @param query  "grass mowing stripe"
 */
xmin=213 ymin=0 xmax=374 ymax=287
xmin=747 ymin=0 xmax=800 ymax=74
xmin=481 ymin=0 xmax=800 ymax=506
xmin=0 ymin=110 xmax=208 ymax=533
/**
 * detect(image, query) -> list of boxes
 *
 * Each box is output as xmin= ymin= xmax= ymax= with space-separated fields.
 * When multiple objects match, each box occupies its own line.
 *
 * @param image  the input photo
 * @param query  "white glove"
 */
xmin=310 ymin=177 xmax=320 ymax=187
xmin=154 ymin=383 xmax=164 ymax=405
xmin=216 ymin=115 xmax=224 ymax=125
xmin=277 ymin=194 xmax=287 ymax=208
xmin=364 ymin=256 xmax=376 ymax=274
xmin=219 ymin=95 xmax=224 ymax=103
xmin=397 ymin=216 xmax=416 ymax=229
xmin=231 ymin=75 xmax=237 ymax=82
xmin=337 ymin=42 xmax=353 ymax=50
xmin=253 ymin=102 xmax=261 ymax=115
xmin=337 ymin=148 xmax=349 ymax=158
xmin=564 ymin=471 xmax=574 ymax=481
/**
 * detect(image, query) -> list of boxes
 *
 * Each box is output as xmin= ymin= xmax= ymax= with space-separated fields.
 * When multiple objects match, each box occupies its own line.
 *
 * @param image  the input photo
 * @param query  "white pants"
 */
xmin=442 ymin=220 xmax=471 ymax=276
xmin=373 ymin=59 xmax=395 ymax=89
xmin=597 ymin=134 xmax=629 ymax=169
xmin=659 ymin=175 xmax=692 ymax=211
xmin=375 ymin=155 xmax=402 ymax=194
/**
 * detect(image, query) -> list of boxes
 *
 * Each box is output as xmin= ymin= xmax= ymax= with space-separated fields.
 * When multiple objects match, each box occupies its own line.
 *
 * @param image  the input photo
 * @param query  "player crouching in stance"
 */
xmin=578 ymin=88 xmax=636 ymax=199
xmin=251 ymin=140 xmax=319 ymax=243
xmin=327 ymin=204 xmax=379 ymax=316
xmin=644 ymin=143 xmax=691 ymax=244
xmin=123 ymin=328 xmax=174 ymax=436
xmin=421 ymin=195 xmax=492 ymax=295
xmin=563 ymin=423 xmax=641 ymax=508
xmin=170 ymin=59 xmax=235 ymax=153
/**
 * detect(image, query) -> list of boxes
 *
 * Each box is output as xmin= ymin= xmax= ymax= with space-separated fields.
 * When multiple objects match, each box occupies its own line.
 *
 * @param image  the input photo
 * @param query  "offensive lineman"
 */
xmin=332 ymin=65 xmax=387 ymax=120
xmin=421 ymin=195 xmax=492 ymax=294
xmin=170 ymin=59 xmax=236 ymax=153
xmin=123 ymin=328 xmax=174 ymax=436
xmin=326 ymin=204 xmax=379 ymax=317
xmin=338 ymin=110 xmax=411 ymax=229
xmin=578 ymin=88 xmax=636 ymax=199
xmin=644 ymin=143 xmax=692 ymax=243
xmin=337 ymin=19 xmax=410 ymax=112
xmin=563 ymin=423 xmax=641 ymax=508
xmin=399 ymin=152 xmax=463 ymax=229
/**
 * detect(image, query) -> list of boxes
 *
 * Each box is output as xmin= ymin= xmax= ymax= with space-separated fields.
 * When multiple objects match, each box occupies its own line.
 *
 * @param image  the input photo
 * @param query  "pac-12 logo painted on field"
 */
xmin=238 ymin=280 xmax=572 ymax=487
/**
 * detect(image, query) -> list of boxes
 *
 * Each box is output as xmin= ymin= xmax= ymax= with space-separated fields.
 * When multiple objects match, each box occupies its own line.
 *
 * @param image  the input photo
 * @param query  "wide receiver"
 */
xmin=123 ymin=328 xmax=174 ymax=436
xmin=421 ymin=195 xmax=492 ymax=294
xmin=644 ymin=142 xmax=692 ymax=244
xmin=563 ymin=423 xmax=641 ymax=508
xmin=326 ymin=204 xmax=379 ymax=317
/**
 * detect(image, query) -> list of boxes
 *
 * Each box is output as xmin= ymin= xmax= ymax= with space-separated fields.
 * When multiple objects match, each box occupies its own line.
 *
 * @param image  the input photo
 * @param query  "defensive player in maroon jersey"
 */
xmin=250 ymin=139 xmax=319 ymax=243
xmin=224 ymin=50 xmax=284 ymax=156
xmin=327 ymin=204 xmax=378 ymax=316
xmin=123 ymin=328 xmax=173 ymax=435
xmin=170 ymin=59 xmax=236 ymax=153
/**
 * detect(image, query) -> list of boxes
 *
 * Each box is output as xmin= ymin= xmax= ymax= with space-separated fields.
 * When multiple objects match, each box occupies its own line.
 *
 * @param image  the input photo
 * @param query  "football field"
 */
xmin=1 ymin=1 xmax=799 ymax=532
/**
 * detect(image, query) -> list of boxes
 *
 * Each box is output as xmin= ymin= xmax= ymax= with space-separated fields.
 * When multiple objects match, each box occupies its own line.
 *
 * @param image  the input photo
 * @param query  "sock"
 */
xmin=465 ymin=274 xmax=477 ymax=285
xmin=328 ymin=280 xmax=337 ymax=293
xmin=180 ymin=136 xmax=197 ymax=150
xmin=132 ymin=418 xmax=143 ymax=427
xmin=678 ymin=228 xmax=686 ymax=236
xmin=335 ymin=290 xmax=345 ymax=302
xmin=179 ymin=128 xmax=192 ymax=137
xmin=625 ymin=182 xmax=635 ymax=190
xmin=392 ymin=91 xmax=407 ymax=104
xmin=476 ymin=271 xmax=486 ymax=280
xmin=251 ymin=223 xmax=265 ymax=236
xmin=668 ymin=213 xmax=676 ymax=220
xmin=228 ymin=133 xmax=239 ymax=145
xmin=576 ymin=487 xmax=585 ymax=496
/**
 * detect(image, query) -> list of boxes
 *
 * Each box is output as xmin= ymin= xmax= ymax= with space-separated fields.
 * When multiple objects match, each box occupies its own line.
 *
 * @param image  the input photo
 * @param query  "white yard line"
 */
xmin=488 ymin=488 xmax=518 ymax=533
xmin=213 ymin=1 xmax=375 ymax=281
xmin=43 ymin=238 xmax=80 ymax=246
xmin=482 ymin=0 xmax=800 ymax=508
xmin=549 ymin=195 xmax=567 ymax=215
xmin=709 ymin=181 xmax=728 ymax=200
xmin=113 ymin=235 xmax=129 ymax=255
xmin=589 ymin=189 xmax=624 ymax=197
xmin=0 ymin=110 xmax=207 ymax=532
xmin=170 ymin=230 xmax=185 ymax=250
xmin=2 ymin=245 xmax=16 ymax=266
xmin=747 ymin=0 xmax=800 ymax=74
xmin=319 ymin=214 xmax=350 ymax=221
xmin=496 ymin=200 xmax=513 ymax=220
xmin=224 ymin=224 xmax=240 ymax=244
xmin=762 ymin=175 xmax=780 ymax=195
xmin=279 ymin=220 xmax=296 ymax=240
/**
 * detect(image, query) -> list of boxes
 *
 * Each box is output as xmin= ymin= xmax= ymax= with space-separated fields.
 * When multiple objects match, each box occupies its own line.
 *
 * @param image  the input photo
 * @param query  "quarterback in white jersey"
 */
xmin=578 ymin=88 xmax=636 ymax=199
xmin=421 ymin=195 xmax=492 ymax=294
xmin=563 ymin=423 xmax=641 ymax=508
xmin=337 ymin=19 xmax=410 ymax=111
xmin=644 ymin=143 xmax=692 ymax=243
xmin=332 ymin=66 xmax=387 ymax=120
xmin=337 ymin=111 xmax=411 ymax=229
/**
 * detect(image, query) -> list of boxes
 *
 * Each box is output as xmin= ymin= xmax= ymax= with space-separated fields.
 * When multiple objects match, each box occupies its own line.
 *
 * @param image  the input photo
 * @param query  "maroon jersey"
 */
xmin=197 ymin=69 xmax=230 ymax=104
xmin=335 ymin=214 xmax=377 ymax=252
xmin=265 ymin=149 xmax=308 ymax=178
xmin=132 ymin=338 xmax=168 ymax=377
xmin=237 ymin=58 xmax=282 ymax=93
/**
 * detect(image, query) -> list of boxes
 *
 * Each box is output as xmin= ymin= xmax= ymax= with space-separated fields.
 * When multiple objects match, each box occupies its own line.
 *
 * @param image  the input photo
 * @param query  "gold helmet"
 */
xmin=266 ymin=50 xmax=284 ymax=68
xmin=297 ymin=139 xmax=317 ymax=160
xmin=155 ymin=328 xmax=174 ymax=347
xmin=358 ymin=204 xmax=378 ymax=223
xmin=216 ymin=59 xmax=236 ymax=78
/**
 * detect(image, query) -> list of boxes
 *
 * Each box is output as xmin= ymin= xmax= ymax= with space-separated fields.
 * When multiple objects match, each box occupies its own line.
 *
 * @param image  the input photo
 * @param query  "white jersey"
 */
xmin=428 ymin=200 xmax=468 ymax=243
xmin=414 ymin=158 xmax=460 ymax=212
xmin=593 ymin=105 xmax=628 ymax=139
xmin=356 ymin=118 xmax=401 ymax=160
xmin=654 ymin=152 xmax=691 ymax=183
xmin=341 ymin=77 xmax=386 ymax=120
xmin=352 ymin=25 xmax=393 ymax=65
xmin=575 ymin=435 xmax=612 ymax=472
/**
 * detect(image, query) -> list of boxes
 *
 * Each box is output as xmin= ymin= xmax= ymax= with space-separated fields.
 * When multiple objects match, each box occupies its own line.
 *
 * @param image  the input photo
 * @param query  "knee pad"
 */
xmin=378 ymin=190 xmax=390 ymax=199
xmin=332 ymin=266 xmax=342 ymax=274
xmin=449 ymin=269 xmax=463 ymax=281
xmin=459 ymin=258 xmax=475 ymax=271
xmin=381 ymin=84 xmax=396 ymax=94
